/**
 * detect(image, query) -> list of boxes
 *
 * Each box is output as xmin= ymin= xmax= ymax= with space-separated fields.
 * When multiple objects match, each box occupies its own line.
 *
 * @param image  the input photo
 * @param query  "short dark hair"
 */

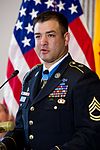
xmin=33 ymin=11 xmax=68 ymax=35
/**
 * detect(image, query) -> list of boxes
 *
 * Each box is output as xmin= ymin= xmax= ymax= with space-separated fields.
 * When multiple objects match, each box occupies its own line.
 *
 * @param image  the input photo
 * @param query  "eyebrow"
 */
xmin=34 ymin=30 xmax=56 ymax=35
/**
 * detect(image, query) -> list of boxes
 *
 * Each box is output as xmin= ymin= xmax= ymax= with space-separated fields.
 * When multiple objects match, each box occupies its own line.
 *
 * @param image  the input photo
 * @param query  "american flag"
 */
xmin=3 ymin=0 xmax=95 ymax=117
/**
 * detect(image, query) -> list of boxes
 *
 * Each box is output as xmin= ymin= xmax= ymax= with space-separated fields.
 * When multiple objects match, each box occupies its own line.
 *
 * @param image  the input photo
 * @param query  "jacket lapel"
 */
xmin=31 ymin=54 xmax=72 ymax=105
xmin=29 ymin=66 xmax=42 ymax=101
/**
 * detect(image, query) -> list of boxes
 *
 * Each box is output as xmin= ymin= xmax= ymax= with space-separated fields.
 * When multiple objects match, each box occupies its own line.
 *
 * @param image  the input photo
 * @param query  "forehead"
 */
xmin=34 ymin=20 xmax=60 ymax=33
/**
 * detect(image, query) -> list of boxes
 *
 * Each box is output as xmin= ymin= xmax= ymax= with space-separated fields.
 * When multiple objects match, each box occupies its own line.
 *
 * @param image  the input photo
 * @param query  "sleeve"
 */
xmin=52 ymin=71 xmax=100 ymax=150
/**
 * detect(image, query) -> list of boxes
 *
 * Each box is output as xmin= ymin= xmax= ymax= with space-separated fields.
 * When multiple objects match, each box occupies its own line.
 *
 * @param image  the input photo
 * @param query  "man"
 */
xmin=0 ymin=11 xmax=100 ymax=150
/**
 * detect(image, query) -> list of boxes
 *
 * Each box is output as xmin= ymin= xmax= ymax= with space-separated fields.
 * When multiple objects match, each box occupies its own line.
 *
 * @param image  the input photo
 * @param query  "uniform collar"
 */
xmin=43 ymin=53 xmax=68 ymax=72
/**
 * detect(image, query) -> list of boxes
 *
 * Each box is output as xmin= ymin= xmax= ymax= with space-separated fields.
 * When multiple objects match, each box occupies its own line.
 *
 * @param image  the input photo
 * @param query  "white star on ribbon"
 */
xmin=19 ymin=6 xmax=26 ymax=17
xmin=45 ymin=0 xmax=54 ymax=8
xmin=33 ymin=0 xmax=41 ymax=5
xmin=68 ymin=3 xmax=78 ymax=14
xmin=57 ymin=1 xmax=65 ymax=11
xmin=29 ymin=9 xmax=39 ymax=20
xmin=24 ymin=0 xmax=30 ymax=2
xmin=15 ymin=20 xmax=23 ymax=30
xmin=22 ymin=36 xmax=31 ymax=47
xmin=24 ymin=0 xmax=27 ymax=2
xmin=25 ymin=23 xmax=33 ymax=34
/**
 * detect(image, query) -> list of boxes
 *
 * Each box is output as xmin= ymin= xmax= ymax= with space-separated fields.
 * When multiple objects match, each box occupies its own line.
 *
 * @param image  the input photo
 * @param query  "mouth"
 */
xmin=40 ymin=49 xmax=49 ymax=54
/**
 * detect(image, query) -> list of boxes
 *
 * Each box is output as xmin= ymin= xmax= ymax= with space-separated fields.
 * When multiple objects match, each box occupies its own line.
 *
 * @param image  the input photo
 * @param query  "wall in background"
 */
xmin=0 ymin=0 xmax=22 ymax=100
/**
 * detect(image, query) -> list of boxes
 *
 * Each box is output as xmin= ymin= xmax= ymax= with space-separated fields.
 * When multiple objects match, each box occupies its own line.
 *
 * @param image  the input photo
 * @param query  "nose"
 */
xmin=40 ymin=35 xmax=48 ymax=46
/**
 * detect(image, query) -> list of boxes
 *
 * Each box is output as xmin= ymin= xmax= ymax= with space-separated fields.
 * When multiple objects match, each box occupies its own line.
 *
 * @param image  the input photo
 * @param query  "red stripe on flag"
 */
xmin=7 ymin=59 xmax=22 ymax=104
xmin=69 ymin=18 xmax=95 ymax=71
xmin=7 ymin=59 xmax=15 ymax=79
xmin=24 ymin=48 xmax=41 ymax=69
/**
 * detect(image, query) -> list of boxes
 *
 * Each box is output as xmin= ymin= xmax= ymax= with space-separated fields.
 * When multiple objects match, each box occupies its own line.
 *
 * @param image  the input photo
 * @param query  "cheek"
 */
xmin=49 ymin=39 xmax=58 ymax=48
xmin=54 ymin=40 xmax=65 ymax=50
xmin=35 ymin=40 xmax=38 ymax=48
xmin=35 ymin=38 xmax=41 ymax=46
xmin=35 ymin=41 xmax=40 ymax=52
xmin=54 ymin=36 xmax=65 ymax=46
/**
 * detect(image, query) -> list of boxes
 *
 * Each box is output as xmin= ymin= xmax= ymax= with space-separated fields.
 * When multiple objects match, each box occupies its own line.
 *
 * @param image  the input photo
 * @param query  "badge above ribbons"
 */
xmin=89 ymin=97 xmax=100 ymax=121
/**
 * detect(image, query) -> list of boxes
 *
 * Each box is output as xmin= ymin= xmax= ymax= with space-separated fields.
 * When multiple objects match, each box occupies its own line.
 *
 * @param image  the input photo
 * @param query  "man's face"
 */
xmin=34 ymin=20 xmax=69 ymax=65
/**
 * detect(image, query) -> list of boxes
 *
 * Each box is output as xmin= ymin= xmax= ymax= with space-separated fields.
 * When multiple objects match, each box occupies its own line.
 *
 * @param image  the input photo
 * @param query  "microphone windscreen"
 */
xmin=11 ymin=70 xmax=19 ymax=78
xmin=0 ymin=121 xmax=15 ymax=133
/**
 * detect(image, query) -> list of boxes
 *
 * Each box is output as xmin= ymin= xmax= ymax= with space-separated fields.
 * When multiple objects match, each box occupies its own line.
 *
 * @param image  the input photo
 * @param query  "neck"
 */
xmin=44 ymin=52 xmax=68 ymax=69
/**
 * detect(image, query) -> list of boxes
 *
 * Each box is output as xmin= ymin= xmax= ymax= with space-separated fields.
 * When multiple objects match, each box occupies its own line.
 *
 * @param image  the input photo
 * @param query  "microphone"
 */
xmin=10 ymin=70 xmax=19 ymax=78
xmin=0 ymin=121 xmax=15 ymax=133
xmin=0 ymin=70 xmax=19 ymax=89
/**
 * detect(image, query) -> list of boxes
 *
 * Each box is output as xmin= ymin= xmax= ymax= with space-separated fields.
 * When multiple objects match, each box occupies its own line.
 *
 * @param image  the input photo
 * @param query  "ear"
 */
xmin=64 ymin=32 xmax=70 ymax=46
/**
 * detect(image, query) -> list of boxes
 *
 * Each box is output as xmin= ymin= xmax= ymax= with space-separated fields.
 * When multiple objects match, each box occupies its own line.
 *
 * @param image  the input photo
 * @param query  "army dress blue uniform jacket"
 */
xmin=2 ymin=54 xmax=100 ymax=150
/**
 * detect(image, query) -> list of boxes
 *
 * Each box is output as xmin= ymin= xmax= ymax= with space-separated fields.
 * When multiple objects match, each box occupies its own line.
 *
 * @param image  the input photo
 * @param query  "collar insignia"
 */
xmin=54 ymin=73 xmax=61 ymax=78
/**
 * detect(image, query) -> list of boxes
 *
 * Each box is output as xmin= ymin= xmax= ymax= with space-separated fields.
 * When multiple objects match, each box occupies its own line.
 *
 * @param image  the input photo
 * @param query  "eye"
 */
xmin=34 ymin=35 xmax=41 ymax=39
xmin=48 ymin=33 xmax=56 ymax=38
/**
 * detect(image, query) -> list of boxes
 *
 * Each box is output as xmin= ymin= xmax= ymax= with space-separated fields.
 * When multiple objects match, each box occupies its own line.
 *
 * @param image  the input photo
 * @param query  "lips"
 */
xmin=40 ymin=49 xmax=49 ymax=54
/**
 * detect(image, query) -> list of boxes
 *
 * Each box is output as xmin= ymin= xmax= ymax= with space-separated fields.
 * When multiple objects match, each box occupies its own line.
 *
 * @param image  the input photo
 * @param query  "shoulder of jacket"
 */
xmin=23 ymin=64 xmax=42 ymax=83
xmin=31 ymin=64 xmax=42 ymax=72
xmin=69 ymin=60 xmax=87 ymax=74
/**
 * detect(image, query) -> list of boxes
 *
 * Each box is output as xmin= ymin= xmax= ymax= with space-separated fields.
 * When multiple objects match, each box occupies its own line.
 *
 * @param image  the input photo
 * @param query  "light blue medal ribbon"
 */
xmin=41 ymin=70 xmax=49 ymax=88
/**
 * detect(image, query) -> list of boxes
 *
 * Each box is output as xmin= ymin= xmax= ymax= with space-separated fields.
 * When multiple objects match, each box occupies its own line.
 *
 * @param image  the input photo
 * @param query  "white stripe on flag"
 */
xmin=9 ymin=35 xmax=30 ymax=81
xmin=69 ymin=29 xmax=90 ymax=68
xmin=4 ymin=82 xmax=19 ymax=117
xmin=80 ymin=15 xmax=91 ymax=37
